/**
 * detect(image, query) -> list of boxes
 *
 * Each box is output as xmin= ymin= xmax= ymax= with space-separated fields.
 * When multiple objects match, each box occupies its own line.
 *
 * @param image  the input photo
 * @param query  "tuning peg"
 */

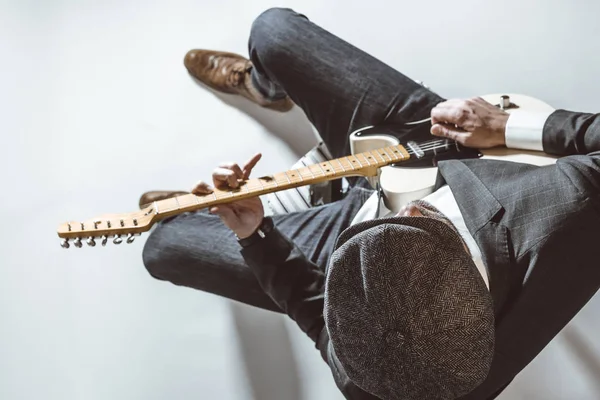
xmin=126 ymin=233 xmax=135 ymax=244
xmin=74 ymin=237 xmax=83 ymax=248
xmin=101 ymin=235 xmax=108 ymax=246
xmin=86 ymin=237 xmax=96 ymax=247
xmin=113 ymin=235 xmax=123 ymax=245
xmin=60 ymin=238 xmax=70 ymax=249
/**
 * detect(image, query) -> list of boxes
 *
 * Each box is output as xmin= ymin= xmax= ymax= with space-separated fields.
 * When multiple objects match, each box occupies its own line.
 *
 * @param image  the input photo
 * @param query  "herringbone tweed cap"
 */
xmin=324 ymin=216 xmax=495 ymax=400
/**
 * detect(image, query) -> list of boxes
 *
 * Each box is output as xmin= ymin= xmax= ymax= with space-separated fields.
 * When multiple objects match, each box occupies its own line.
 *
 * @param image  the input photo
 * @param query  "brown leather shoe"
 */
xmin=184 ymin=49 xmax=294 ymax=112
xmin=139 ymin=191 xmax=189 ymax=209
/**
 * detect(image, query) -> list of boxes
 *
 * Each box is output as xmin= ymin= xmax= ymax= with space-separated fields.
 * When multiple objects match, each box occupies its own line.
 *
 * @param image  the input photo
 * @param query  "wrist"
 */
xmin=237 ymin=217 xmax=274 ymax=247
xmin=234 ymin=215 xmax=265 ymax=239
xmin=235 ymin=224 xmax=262 ymax=240
xmin=493 ymin=113 xmax=510 ymax=147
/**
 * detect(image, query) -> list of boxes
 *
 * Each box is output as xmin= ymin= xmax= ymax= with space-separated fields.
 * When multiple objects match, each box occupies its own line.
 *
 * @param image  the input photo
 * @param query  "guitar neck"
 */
xmin=152 ymin=144 xmax=411 ymax=220
xmin=56 ymin=143 xmax=411 ymax=245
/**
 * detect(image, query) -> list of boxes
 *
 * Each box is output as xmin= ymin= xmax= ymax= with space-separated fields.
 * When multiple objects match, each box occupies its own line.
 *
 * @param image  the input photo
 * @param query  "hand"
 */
xmin=192 ymin=153 xmax=265 ymax=239
xmin=430 ymin=97 xmax=510 ymax=149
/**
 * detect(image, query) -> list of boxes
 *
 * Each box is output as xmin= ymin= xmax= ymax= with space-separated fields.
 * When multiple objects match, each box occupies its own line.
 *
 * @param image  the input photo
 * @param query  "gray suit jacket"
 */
xmin=241 ymin=109 xmax=600 ymax=400
xmin=445 ymin=109 xmax=600 ymax=399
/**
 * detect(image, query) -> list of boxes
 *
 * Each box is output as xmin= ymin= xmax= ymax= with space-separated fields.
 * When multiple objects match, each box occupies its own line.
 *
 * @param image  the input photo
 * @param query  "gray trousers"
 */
xmin=142 ymin=8 xmax=443 ymax=312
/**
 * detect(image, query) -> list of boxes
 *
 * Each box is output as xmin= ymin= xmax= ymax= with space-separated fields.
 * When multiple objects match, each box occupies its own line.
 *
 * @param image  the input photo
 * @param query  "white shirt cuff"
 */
xmin=504 ymin=111 xmax=553 ymax=151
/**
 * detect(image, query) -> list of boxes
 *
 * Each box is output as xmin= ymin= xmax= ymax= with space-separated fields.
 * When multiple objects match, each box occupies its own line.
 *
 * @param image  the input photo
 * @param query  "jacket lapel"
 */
xmin=437 ymin=160 xmax=513 ymax=315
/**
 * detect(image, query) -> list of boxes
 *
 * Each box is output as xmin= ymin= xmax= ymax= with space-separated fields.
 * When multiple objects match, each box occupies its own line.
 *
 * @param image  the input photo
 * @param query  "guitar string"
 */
xmin=404 ymin=117 xmax=432 ymax=125
xmin=159 ymin=140 xmax=458 ymax=209
xmin=199 ymin=141 xmax=455 ymax=197
xmin=186 ymin=140 xmax=454 ymax=199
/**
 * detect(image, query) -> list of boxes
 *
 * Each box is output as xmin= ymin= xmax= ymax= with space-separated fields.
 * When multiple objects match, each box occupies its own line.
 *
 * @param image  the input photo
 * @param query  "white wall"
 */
xmin=1 ymin=0 xmax=599 ymax=399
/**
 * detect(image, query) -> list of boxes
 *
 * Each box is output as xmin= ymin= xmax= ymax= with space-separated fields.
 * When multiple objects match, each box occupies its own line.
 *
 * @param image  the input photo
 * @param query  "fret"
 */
xmin=275 ymin=177 xmax=287 ymax=188
xmin=394 ymin=145 xmax=407 ymax=160
xmin=386 ymin=147 xmax=399 ymax=162
xmin=160 ymin=197 xmax=179 ymax=212
xmin=366 ymin=151 xmax=381 ymax=166
xmin=381 ymin=148 xmax=395 ymax=162
xmin=345 ymin=156 xmax=358 ymax=169
xmin=258 ymin=177 xmax=277 ymax=191
xmin=244 ymin=179 xmax=257 ymax=192
xmin=325 ymin=161 xmax=338 ymax=175
xmin=277 ymin=173 xmax=290 ymax=186
xmin=354 ymin=154 xmax=369 ymax=167
xmin=317 ymin=162 xmax=335 ymax=177
xmin=379 ymin=147 xmax=392 ymax=162
xmin=309 ymin=164 xmax=326 ymax=177
xmin=336 ymin=158 xmax=346 ymax=172
xmin=284 ymin=169 xmax=303 ymax=183
xmin=372 ymin=149 xmax=387 ymax=163
xmin=316 ymin=162 xmax=325 ymax=175
xmin=176 ymin=194 xmax=199 ymax=208
xmin=361 ymin=153 xmax=371 ymax=166
xmin=385 ymin=146 xmax=400 ymax=161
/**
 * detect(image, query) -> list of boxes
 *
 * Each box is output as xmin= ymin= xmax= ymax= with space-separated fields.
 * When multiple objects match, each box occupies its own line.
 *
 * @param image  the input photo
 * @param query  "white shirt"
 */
xmin=350 ymin=110 xmax=553 ymax=288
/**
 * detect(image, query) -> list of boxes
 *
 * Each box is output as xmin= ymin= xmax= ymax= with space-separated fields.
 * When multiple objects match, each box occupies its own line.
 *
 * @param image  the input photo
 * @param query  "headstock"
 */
xmin=57 ymin=206 xmax=156 ymax=249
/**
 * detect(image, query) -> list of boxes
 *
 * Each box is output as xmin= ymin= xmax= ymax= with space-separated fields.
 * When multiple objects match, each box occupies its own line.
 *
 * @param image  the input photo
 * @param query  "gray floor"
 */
xmin=1 ymin=0 xmax=599 ymax=399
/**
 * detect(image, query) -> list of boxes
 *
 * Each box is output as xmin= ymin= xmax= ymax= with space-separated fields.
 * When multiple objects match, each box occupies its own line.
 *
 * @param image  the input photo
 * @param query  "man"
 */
xmin=142 ymin=8 xmax=600 ymax=400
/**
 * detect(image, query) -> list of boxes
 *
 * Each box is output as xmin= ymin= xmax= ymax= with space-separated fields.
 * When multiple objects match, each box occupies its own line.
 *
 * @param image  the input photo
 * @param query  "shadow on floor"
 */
xmin=562 ymin=326 xmax=600 ymax=393
xmin=229 ymin=302 xmax=303 ymax=400
xmin=188 ymin=76 xmax=319 ymax=158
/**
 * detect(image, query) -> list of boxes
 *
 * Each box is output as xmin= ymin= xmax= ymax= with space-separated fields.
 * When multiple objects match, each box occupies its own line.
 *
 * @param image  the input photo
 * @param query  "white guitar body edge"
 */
xmin=349 ymin=94 xmax=558 ymax=212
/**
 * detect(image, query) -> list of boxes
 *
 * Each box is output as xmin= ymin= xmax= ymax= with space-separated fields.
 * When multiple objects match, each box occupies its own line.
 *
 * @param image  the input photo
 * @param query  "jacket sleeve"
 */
xmin=543 ymin=110 xmax=600 ymax=156
xmin=240 ymin=220 xmax=380 ymax=399
xmin=240 ymin=220 xmax=326 ymax=342
xmin=543 ymin=110 xmax=600 ymax=197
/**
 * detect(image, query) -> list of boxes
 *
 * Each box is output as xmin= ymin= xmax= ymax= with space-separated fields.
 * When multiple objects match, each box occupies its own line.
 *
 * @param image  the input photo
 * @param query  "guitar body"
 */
xmin=349 ymin=94 xmax=558 ymax=212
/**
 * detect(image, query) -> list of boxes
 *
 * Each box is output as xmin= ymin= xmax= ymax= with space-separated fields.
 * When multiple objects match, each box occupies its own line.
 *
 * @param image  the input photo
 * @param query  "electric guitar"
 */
xmin=56 ymin=94 xmax=556 ymax=249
